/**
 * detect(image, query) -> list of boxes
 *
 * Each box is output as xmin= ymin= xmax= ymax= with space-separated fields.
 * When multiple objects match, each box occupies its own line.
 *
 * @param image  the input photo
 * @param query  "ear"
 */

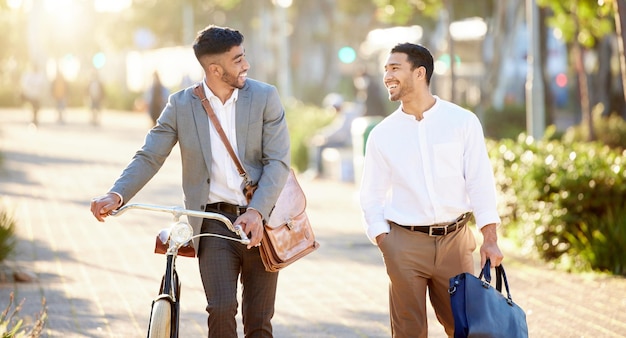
xmin=414 ymin=66 xmax=426 ymax=81
xmin=207 ymin=63 xmax=222 ymax=77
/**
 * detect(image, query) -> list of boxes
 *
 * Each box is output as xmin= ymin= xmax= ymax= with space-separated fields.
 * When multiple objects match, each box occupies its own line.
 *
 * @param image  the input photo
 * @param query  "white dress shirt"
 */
xmin=359 ymin=96 xmax=501 ymax=244
xmin=203 ymin=81 xmax=248 ymax=206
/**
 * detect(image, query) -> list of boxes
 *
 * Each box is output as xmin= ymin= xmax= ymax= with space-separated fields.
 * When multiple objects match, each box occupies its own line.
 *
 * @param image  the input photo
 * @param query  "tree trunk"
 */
xmin=446 ymin=0 xmax=456 ymax=102
xmin=615 ymin=0 xmax=626 ymax=108
xmin=573 ymin=39 xmax=594 ymax=141
xmin=539 ymin=6 xmax=555 ymax=127
xmin=477 ymin=0 xmax=505 ymax=117
xmin=596 ymin=36 xmax=613 ymax=117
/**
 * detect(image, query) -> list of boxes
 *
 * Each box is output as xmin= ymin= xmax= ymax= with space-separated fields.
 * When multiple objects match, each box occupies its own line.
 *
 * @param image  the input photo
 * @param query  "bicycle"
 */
xmin=111 ymin=203 xmax=250 ymax=338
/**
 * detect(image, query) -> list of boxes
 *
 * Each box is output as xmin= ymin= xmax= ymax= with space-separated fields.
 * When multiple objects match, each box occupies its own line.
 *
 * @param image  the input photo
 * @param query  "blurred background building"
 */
xmin=0 ymin=0 xmax=624 ymax=133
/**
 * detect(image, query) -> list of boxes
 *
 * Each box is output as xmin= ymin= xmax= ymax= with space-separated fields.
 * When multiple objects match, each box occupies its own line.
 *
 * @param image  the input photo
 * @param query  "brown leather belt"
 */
xmin=205 ymin=202 xmax=247 ymax=216
xmin=388 ymin=212 xmax=472 ymax=236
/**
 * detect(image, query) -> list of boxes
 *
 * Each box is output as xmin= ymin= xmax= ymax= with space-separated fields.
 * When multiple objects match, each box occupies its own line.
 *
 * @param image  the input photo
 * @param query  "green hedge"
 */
xmin=284 ymin=99 xmax=334 ymax=172
xmin=0 ymin=209 xmax=16 ymax=264
xmin=488 ymin=126 xmax=626 ymax=274
xmin=562 ymin=109 xmax=626 ymax=150
xmin=482 ymin=104 xmax=527 ymax=140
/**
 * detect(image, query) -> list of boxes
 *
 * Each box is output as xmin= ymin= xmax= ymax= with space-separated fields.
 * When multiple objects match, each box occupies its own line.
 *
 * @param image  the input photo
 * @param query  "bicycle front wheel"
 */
xmin=147 ymin=299 xmax=171 ymax=338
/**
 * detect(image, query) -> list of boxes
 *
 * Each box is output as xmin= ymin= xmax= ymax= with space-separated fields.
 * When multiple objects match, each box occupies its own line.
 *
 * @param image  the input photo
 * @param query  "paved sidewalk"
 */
xmin=1 ymin=108 xmax=626 ymax=337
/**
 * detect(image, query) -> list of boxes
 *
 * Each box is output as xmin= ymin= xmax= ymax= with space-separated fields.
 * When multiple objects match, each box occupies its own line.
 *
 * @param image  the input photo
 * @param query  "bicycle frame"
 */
xmin=111 ymin=203 xmax=250 ymax=338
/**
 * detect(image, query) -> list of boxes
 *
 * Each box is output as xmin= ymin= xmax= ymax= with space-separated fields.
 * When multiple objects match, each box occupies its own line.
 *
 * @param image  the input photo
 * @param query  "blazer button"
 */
xmin=206 ymin=178 xmax=210 ymax=184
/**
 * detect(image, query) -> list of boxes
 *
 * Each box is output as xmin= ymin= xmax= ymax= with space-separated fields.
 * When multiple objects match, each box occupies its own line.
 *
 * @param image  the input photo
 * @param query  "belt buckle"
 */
xmin=429 ymin=225 xmax=448 ymax=237
xmin=228 ymin=204 xmax=242 ymax=216
xmin=217 ymin=203 xmax=241 ymax=216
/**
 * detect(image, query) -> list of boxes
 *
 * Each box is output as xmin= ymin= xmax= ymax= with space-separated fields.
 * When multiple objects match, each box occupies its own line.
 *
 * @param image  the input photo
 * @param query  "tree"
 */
xmin=477 ymin=0 xmax=525 ymax=117
xmin=537 ymin=0 xmax=615 ymax=141
xmin=615 ymin=0 xmax=626 ymax=108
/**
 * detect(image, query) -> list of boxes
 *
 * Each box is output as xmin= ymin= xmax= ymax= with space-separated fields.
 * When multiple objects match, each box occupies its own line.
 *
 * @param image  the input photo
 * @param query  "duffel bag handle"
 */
xmin=496 ymin=264 xmax=515 ymax=305
xmin=478 ymin=258 xmax=492 ymax=283
xmin=478 ymin=258 xmax=515 ymax=306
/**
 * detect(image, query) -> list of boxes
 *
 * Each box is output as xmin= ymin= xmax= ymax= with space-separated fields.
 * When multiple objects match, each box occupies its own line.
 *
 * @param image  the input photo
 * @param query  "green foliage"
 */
xmin=0 ymin=209 xmax=17 ymax=264
xmin=561 ymin=206 xmax=626 ymax=274
xmin=372 ymin=0 xmax=493 ymax=24
xmin=488 ymin=130 xmax=626 ymax=274
xmin=562 ymin=107 xmax=626 ymax=150
xmin=482 ymin=104 xmax=526 ymax=140
xmin=537 ymin=0 xmax=615 ymax=47
xmin=101 ymin=86 xmax=138 ymax=111
xmin=372 ymin=0 xmax=439 ymax=24
xmin=0 ymin=293 xmax=46 ymax=337
xmin=284 ymin=100 xmax=335 ymax=172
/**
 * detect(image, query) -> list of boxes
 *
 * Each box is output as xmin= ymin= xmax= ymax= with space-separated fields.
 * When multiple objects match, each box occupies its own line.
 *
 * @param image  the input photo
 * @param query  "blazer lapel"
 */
xmin=235 ymin=82 xmax=251 ymax=161
xmin=192 ymin=84 xmax=213 ymax=172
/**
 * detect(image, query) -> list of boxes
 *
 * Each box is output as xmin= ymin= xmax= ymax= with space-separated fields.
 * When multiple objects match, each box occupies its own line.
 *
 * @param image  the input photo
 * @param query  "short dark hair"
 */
xmin=193 ymin=25 xmax=244 ymax=61
xmin=390 ymin=43 xmax=434 ymax=84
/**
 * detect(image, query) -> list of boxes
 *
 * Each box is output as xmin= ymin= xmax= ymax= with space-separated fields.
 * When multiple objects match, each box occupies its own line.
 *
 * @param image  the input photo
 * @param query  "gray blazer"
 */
xmin=110 ymin=79 xmax=291 ymax=250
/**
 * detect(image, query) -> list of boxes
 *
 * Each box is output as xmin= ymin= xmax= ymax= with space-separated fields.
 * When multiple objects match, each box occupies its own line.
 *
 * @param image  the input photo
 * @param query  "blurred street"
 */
xmin=1 ymin=107 xmax=626 ymax=337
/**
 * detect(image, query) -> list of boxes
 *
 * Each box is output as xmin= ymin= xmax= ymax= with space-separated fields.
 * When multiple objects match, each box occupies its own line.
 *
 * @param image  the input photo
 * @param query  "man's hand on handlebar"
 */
xmin=90 ymin=193 xmax=122 ymax=222
xmin=235 ymin=209 xmax=263 ymax=249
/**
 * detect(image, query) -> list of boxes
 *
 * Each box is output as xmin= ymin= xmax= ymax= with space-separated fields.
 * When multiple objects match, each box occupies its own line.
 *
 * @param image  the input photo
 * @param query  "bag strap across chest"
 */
xmin=193 ymin=84 xmax=254 ymax=202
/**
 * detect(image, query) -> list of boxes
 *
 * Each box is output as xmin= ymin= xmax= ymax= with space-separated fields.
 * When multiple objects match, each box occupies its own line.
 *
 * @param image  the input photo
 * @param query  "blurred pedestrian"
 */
xmin=306 ymin=93 xmax=360 ymax=178
xmin=179 ymin=72 xmax=194 ymax=90
xmin=20 ymin=65 xmax=46 ymax=126
xmin=90 ymin=25 xmax=290 ymax=337
xmin=359 ymin=43 xmax=504 ymax=337
xmin=51 ymin=71 xmax=68 ymax=123
xmin=87 ymin=71 xmax=105 ymax=126
xmin=144 ymin=71 xmax=169 ymax=125
xmin=354 ymin=70 xmax=387 ymax=117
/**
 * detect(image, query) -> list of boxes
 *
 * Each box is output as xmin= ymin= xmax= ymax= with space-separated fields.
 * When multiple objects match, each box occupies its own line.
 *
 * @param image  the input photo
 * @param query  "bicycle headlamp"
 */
xmin=170 ymin=221 xmax=193 ymax=245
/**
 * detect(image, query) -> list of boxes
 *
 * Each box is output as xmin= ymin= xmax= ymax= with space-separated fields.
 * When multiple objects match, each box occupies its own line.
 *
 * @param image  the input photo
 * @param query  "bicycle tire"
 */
xmin=147 ymin=299 xmax=171 ymax=338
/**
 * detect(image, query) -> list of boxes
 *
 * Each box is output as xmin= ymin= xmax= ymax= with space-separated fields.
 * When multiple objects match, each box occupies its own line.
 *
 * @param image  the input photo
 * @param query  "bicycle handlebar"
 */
xmin=110 ymin=203 xmax=250 ymax=244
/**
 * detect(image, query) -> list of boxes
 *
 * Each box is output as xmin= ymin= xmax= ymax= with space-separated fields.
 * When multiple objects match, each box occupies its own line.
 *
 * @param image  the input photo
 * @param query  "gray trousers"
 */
xmin=198 ymin=215 xmax=278 ymax=338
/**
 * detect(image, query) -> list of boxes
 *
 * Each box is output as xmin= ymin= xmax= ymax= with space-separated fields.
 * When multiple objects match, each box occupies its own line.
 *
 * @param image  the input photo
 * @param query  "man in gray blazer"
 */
xmin=90 ymin=25 xmax=290 ymax=337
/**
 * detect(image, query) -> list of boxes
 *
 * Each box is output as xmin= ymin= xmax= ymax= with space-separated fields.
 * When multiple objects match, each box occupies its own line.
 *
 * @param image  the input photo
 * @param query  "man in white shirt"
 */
xmin=359 ymin=43 xmax=503 ymax=337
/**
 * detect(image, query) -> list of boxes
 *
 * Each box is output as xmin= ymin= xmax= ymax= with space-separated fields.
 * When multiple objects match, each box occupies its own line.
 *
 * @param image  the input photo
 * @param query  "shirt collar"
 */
xmin=398 ymin=95 xmax=440 ymax=121
xmin=423 ymin=95 xmax=439 ymax=118
xmin=202 ymin=80 xmax=239 ymax=105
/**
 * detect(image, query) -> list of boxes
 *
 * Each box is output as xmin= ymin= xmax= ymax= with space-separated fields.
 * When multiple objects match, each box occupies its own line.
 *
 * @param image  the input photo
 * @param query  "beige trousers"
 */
xmin=379 ymin=222 xmax=476 ymax=338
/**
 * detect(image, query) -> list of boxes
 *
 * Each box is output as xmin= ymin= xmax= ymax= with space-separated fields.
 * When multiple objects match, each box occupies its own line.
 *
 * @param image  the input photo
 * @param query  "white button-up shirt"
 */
xmin=203 ymin=81 xmax=247 ymax=206
xmin=359 ymin=96 xmax=501 ymax=244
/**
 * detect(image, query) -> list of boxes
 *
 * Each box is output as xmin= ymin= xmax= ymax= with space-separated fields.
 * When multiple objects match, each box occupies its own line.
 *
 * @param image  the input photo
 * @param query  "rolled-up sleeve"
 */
xmin=463 ymin=114 xmax=501 ymax=229
xmin=359 ymin=133 xmax=391 ymax=245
